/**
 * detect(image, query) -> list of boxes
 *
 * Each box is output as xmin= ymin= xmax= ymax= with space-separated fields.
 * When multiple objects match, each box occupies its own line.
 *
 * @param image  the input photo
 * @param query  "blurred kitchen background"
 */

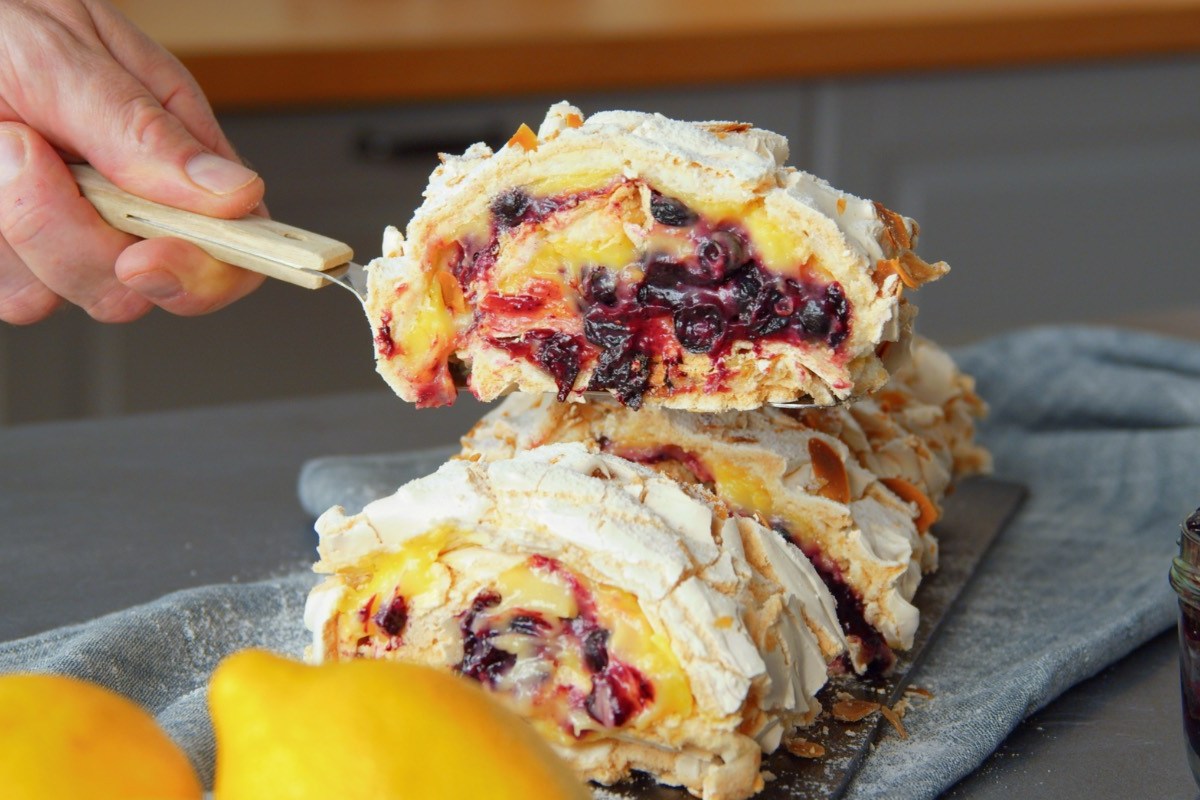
xmin=1 ymin=1 xmax=1197 ymax=432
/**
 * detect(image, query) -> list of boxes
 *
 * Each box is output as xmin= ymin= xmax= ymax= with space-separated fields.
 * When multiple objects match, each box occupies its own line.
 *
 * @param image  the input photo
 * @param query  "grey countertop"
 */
xmin=1 ymin=389 xmax=1194 ymax=798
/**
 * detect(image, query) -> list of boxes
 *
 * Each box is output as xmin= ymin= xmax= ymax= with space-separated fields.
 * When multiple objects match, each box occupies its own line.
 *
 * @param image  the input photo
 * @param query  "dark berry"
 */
xmin=582 ymin=312 xmax=634 ymax=351
xmin=649 ymin=192 xmax=697 ymax=227
xmin=457 ymin=590 xmax=516 ymax=687
xmin=732 ymin=270 xmax=763 ymax=318
xmin=588 ymin=349 xmax=651 ymax=409
xmin=637 ymin=265 xmax=690 ymax=309
xmin=508 ymin=614 xmax=551 ymax=636
xmin=582 ymin=266 xmax=619 ymax=307
xmin=584 ymin=663 xmax=654 ymax=728
xmin=580 ymin=627 xmax=610 ymax=673
xmin=531 ymin=332 xmax=583 ymax=402
xmin=373 ymin=595 xmax=408 ymax=638
xmin=459 ymin=635 xmax=516 ymax=687
xmin=696 ymin=230 xmax=745 ymax=280
xmin=797 ymin=297 xmax=832 ymax=337
xmin=491 ymin=189 xmax=531 ymax=228
xmin=823 ymin=284 xmax=850 ymax=347
xmin=674 ymin=304 xmax=726 ymax=353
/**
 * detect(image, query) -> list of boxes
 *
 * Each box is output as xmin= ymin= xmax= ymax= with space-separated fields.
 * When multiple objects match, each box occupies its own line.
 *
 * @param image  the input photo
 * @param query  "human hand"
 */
xmin=0 ymin=0 xmax=266 ymax=324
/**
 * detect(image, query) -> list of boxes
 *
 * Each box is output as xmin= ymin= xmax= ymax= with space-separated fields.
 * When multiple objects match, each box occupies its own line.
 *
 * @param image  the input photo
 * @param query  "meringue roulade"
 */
xmin=365 ymin=102 xmax=948 ymax=410
xmin=460 ymin=338 xmax=990 ymax=675
xmin=305 ymin=444 xmax=845 ymax=800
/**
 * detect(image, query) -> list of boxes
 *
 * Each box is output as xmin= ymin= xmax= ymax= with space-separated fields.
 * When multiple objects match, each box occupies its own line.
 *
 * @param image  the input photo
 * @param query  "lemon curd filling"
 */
xmin=333 ymin=528 xmax=694 ymax=744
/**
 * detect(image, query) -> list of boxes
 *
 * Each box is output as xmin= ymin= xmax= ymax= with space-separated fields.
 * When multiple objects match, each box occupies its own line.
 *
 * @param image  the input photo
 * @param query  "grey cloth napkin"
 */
xmin=2 ymin=325 xmax=1196 ymax=798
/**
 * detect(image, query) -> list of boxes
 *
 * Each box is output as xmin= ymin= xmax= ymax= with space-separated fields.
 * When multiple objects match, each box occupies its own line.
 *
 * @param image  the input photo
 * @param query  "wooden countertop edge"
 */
xmin=180 ymin=6 xmax=1200 ymax=110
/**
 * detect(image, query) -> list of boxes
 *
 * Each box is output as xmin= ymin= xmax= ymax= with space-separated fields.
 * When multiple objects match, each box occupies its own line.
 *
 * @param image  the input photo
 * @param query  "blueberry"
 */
xmin=457 ymin=590 xmax=516 ymax=687
xmin=531 ymin=332 xmax=583 ymax=402
xmin=373 ymin=596 xmax=408 ymax=638
xmin=491 ymin=189 xmax=531 ymax=228
xmin=580 ymin=627 xmax=610 ymax=673
xmin=584 ymin=664 xmax=654 ymax=728
xmin=582 ymin=266 xmax=619 ymax=307
xmin=674 ymin=304 xmax=726 ymax=353
xmin=583 ymin=313 xmax=634 ymax=351
xmin=649 ymin=192 xmax=698 ymax=227
xmin=588 ymin=348 xmax=651 ymax=409
xmin=696 ymin=230 xmax=745 ymax=280
xmin=797 ymin=297 xmax=832 ymax=337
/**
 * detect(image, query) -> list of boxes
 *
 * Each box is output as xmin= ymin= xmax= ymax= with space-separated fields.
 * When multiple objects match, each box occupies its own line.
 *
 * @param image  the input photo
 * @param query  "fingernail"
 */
xmin=0 ymin=131 xmax=26 ymax=186
xmin=185 ymin=152 xmax=258 ymax=196
xmin=124 ymin=270 xmax=182 ymax=300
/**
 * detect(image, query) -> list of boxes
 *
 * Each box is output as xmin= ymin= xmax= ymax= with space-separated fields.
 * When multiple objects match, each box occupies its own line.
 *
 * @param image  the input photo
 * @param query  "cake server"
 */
xmin=71 ymin=164 xmax=368 ymax=300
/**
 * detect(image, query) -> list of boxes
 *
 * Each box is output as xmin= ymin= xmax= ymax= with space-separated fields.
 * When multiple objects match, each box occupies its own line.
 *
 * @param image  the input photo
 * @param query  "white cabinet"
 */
xmin=1 ymin=61 xmax=1196 ymax=425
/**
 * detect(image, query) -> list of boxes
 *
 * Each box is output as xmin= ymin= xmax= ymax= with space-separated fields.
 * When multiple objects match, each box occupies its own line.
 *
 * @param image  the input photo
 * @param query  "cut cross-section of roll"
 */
xmin=460 ymin=338 xmax=990 ymax=675
xmin=366 ymin=102 xmax=947 ymax=410
xmin=304 ymin=444 xmax=845 ymax=800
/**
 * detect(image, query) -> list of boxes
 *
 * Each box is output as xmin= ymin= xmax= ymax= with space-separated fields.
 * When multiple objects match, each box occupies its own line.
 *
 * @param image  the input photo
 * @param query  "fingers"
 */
xmin=115 ymin=237 xmax=265 ymax=316
xmin=0 ymin=235 xmax=60 ymax=325
xmin=4 ymin=4 xmax=264 ymax=220
xmin=80 ymin=0 xmax=237 ymax=158
xmin=0 ymin=122 xmax=152 ymax=323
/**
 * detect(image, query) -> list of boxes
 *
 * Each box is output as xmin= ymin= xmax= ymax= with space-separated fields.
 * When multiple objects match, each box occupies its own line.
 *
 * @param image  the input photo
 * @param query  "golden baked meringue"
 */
xmin=305 ymin=444 xmax=845 ymax=800
xmin=365 ymin=102 xmax=947 ymax=410
xmin=460 ymin=338 xmax=990 ymax=674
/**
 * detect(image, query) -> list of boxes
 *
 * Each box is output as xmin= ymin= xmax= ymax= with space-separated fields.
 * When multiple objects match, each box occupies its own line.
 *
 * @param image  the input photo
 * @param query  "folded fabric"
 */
xmin=2 ymin=325 xmax=1196 ymax=798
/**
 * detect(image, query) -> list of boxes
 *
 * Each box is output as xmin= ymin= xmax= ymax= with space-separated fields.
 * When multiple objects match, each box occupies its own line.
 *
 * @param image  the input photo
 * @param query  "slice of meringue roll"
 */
xmin=365 ymin=101 xmax=947 ymax=410
xmin=304 ymin=444 xmax=844 ymax=800
xmin=460 ymin=337 xmax=990 ymax=675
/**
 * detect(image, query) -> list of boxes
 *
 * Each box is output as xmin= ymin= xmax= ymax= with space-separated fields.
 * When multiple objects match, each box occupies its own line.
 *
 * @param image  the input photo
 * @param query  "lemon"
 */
xmin=0 ymin=673 xmax=202 ymax=800
xmin=210 ymin=649 xmax=589 ymax=800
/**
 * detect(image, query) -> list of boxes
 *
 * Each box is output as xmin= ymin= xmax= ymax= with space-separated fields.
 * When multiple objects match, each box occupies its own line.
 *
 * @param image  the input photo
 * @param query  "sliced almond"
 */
xmin=880 ymin=477 xmax=939 ymax=533
xmin=784 ymin=737 xmax=826 ymax=758
xmin=880 ymin=704 xmax=909 ymax=739
xmin=507 ymin=123 xmax=539 ymax=152
xmin=808 ymin=437 xmax=851 ymax=504
xmin=831 ymin=698 xmax=881 ymax=722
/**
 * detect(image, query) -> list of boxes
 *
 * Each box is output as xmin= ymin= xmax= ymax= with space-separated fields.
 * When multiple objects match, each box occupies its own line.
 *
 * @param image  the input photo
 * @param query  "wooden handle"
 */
xmin=70 ymin=164 xmax=353 ymax=290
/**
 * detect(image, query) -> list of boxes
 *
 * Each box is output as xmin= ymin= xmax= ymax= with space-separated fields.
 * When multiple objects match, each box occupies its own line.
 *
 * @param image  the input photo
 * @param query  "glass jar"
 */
xmin=1170 ymin=508 xmax=1200 ymax=789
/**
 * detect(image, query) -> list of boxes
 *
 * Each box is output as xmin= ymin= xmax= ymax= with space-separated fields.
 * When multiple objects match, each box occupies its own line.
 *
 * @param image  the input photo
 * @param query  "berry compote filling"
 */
xmin=773 ymin=524 xmax=895 ymax=677
xmin=452 ymin=557 xmax=657 ymax=736
xmin=462 ymin=182 xmax=852 ymax=406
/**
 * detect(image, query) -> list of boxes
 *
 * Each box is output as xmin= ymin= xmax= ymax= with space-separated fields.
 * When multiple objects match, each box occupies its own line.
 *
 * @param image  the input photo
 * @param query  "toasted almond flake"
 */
xmin=905 ymin=685 xmax=934 ymax=699
xmin=784 ymin=737 xmax=826 ymax=758
xmin=881 ymin=704 xmax=909 ymax=739
xmin=880 ymin=477 xmax=939 ymax=533
xmin=874 ymin=389 xmax=910 ymax=412
xmin=831 ymin=698 xmax=881 ymax=722
xmin=873 ymin=256 xmax=920 ymax=290
xmin=872 ymin=201 xmax=914 ymax=251
xmin=899 ymin=249 xmax=950 ymax=285
xmin=808 ymin=438 xmax=851 ymax=504
xmin=507 ymin=123 xmax=539 ymax=152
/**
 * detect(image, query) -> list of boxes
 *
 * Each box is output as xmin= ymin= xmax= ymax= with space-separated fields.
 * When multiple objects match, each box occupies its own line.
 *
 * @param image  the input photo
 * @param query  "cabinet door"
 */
xmin=806 ymin=59 xmax=1200 ymax=344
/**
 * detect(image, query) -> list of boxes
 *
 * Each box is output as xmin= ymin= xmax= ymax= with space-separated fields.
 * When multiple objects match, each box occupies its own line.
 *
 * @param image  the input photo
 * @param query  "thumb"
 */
xmin=65 ymin=72 xmax=263 ymax=220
